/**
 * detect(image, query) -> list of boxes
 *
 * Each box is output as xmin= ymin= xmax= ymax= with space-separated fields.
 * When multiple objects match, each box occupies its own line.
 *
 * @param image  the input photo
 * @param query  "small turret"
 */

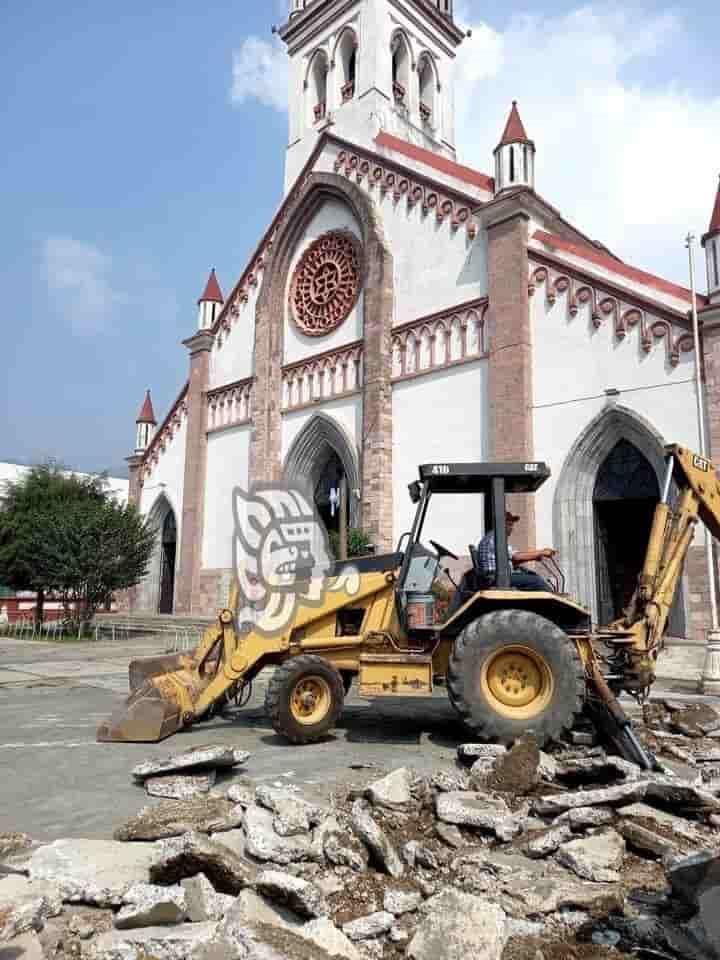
xmin=494 ymin=101 xmax=535 ymax=196
xmin=702 ymin=176 xmax=720 ymax=305
xmin=197 ymin=269 xmax=224 ymax=331
xmin=135 ymin=390 xmax=157 ymax=454
xmin=289 ymin=1 xmax=304 ymax=17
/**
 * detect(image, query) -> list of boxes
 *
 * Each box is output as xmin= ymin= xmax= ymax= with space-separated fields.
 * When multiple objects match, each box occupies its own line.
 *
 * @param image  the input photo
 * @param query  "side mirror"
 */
xmin=408 ymin=481 xmax=422 ymax=504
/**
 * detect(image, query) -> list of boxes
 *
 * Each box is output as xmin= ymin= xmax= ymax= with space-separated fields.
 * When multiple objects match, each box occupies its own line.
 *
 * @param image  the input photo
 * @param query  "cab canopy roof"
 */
xmin=417 ymin=461 xmax=551 ymax=494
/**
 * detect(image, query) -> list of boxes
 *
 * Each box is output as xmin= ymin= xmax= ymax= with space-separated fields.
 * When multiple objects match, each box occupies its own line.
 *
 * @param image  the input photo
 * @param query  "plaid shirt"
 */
xmin=477 ymin=531 xmax=515 ymax=576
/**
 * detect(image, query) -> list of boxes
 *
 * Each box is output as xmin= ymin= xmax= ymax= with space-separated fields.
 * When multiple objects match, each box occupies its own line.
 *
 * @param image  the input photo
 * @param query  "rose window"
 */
xmin=290 ymin=230 xmax=362 ymax=336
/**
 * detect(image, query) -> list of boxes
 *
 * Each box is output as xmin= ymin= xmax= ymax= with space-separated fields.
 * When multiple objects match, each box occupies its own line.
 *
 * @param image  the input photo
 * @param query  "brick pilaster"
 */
xmin=486 ymin=210 xmax=535 ymax=550
xmin=175 ymin=330 xmax=213 ymax=614
xmin=360 ymin=229 xmax=394 ymax=553
xmin=126 ymin=454 xmax=143 ymax=506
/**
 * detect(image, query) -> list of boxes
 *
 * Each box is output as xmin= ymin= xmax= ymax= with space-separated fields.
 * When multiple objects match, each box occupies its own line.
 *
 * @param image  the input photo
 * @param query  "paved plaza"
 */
xmin=0 ymin=633 xmax=716 ymax=843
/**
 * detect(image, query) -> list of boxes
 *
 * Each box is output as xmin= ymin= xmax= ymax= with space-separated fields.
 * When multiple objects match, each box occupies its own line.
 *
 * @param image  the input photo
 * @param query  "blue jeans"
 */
xmin=511 ymin=569 xmax=550 ymax=591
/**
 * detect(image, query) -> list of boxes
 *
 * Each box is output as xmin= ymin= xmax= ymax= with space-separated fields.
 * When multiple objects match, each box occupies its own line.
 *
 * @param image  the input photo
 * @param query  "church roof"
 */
xmin=497 ymin=101 xmax=532 ymax=148
xmin=136 ymin=390 xmax=157 ymax=425
xmin=705 ymin=176 xmax=720 ymax=242
xmin=375 ymin=131 xmax=495 ymax=194
xmin=532 ymin=230 xmax=705 ymax=308
xmin=198 ymin=269 xmax=224 ymax=304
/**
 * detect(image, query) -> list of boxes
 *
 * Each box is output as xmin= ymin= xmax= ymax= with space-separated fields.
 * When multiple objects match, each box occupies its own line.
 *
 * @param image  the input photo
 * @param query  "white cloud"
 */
xmin=44 ymin=235 xmax=124 ymax=334
xmin=454 ymin=4 xmax=720 ymax=285
xmin=230 ymin=36 xmax=288 ymax=112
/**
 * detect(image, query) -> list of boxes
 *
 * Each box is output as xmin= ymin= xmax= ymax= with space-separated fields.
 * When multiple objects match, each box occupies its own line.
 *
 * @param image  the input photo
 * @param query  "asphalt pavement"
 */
xmin=0 ymin=633 xmax=717 ymax=843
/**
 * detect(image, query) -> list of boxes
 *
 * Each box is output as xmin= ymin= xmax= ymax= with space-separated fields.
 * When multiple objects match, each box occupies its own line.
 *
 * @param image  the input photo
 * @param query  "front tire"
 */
xmin=447 ymin=609 xmax=585 ymax=747
xmin=265 ymin=655 xmax=345 ymax=744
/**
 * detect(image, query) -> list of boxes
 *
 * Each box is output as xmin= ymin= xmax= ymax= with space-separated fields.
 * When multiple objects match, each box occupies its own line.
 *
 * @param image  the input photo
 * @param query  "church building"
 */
xmin=124 ymin=0 xmax=720 ymax=646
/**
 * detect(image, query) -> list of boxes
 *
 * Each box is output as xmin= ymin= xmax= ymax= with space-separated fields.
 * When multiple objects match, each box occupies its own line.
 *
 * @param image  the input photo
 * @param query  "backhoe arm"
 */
xmin=607 ymin=444 xmax=720 ymax=683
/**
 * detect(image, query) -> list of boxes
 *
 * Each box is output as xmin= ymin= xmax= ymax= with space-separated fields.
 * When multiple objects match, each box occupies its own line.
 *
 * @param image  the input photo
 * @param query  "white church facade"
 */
xmin=124 ymin=0 xmax=720 ymax=645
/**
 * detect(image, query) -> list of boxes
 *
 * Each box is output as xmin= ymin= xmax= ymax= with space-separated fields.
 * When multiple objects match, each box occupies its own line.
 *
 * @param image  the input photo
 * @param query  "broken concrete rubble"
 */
xmin=243 ymin=804 xmax=313 ymax=864
xmin=254 ymin=869 xmax=327 ymax=918
xmin=131 ymin=745 xmax=250 ymax=782
xmin=114 ymin=883 xmax=187 ymax=929
xmin=145 ymin=771 xmax=216 ymax=800
xmin=556 ymin=830 xmax=626 ymax=883
xmin=408 ymin=888 xmax=508 ymax=960
xmin=113 ymin=797 xmax=244 ymax=841
xmin=28 ymin=839 xmax=155 ymax=907
xmin=342 ymin=910 xmax=394 ymax=940
xmin=365 ymin=767 xmax=413 ymax=809
xmin=149 ymin=831 xmax=253 ymax=894
xmin=350 ymin=799 xmax=404 ymax=878
xmin=435 ymin=791 xmax=521 ymax=841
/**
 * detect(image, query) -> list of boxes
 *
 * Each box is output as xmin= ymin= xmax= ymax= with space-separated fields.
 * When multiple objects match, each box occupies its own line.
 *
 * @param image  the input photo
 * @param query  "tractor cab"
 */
xmin=395 ymin=459 xmax=564 ymax=634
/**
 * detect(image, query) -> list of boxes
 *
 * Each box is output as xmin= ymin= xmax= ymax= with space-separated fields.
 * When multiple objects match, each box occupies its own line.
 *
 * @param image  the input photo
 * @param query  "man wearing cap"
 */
xmin=478 ymin=510 xmax=554 ymax=591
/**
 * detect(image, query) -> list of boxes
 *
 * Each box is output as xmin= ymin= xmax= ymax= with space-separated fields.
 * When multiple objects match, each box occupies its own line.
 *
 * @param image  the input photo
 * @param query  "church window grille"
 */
xmin=523 ymin=145 xmax=528 ymax=181
xmin=290 ymin=230 xmax=363 ymax=337
xmin=712 ymin=241 xmax=719 ymax=288
xmin=509 ymin=146 xmax=515 ymax=183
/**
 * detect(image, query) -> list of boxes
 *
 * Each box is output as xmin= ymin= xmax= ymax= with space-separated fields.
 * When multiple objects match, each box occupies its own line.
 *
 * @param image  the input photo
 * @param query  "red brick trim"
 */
xmin=532 ymin=230 xmax=705 ymax=307
xmin=374 ymin=131 xmax=495 ymax=194
xmin=529 ymin=259 xmax=695 ymax=368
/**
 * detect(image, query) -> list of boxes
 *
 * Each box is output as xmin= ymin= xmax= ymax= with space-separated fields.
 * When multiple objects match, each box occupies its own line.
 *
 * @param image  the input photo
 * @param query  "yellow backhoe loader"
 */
xmin=97 ymin=444 xmax=720 ymax=769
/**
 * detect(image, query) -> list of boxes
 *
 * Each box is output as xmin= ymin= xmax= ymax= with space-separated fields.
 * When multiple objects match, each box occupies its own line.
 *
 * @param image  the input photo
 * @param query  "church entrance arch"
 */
xmin=142 ymin=494 xmax=178 ymax=615
xmin=158 ymin=510 xmax=177 ymax=614
xmin=553 ymin=405 xmax=686 ymax=634
xmin=284 ymin=414 xmax=360 ymax=553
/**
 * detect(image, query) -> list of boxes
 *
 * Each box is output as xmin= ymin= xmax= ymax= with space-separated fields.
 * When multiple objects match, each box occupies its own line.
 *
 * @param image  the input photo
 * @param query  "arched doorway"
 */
xmin=284 ymin=414 xmax=361 ymax=557
xmin=158 ymin=511 xmax=177 ymax=614
xmin=593 ymin=439 xmax=659 ymax=624
xmin=553 ymin=404 xmax=686 ymax=634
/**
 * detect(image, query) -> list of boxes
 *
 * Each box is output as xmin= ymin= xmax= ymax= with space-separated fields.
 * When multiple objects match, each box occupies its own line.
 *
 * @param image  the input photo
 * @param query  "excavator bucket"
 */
xmin=96 ymin=677 xmax=185 ymax=742
xmin=128 ymin=652 xmax=189 ymax=692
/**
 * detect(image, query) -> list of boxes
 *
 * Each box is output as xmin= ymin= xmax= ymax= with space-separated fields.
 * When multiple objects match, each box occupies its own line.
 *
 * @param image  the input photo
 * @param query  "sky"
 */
xmin=1 ymin=0 xmax=718 ymax=477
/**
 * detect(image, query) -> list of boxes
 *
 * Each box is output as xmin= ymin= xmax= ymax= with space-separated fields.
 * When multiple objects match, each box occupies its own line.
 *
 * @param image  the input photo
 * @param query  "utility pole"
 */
xmin=687 ymin=233 xmax=720 ymax=692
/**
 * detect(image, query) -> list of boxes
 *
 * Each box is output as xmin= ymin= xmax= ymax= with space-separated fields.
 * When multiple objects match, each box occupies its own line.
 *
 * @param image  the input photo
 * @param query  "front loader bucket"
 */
xmin=129 ymin=653 xmax=188 ymax=692
xmin=96 ymin=679 xmax=184 ymax=743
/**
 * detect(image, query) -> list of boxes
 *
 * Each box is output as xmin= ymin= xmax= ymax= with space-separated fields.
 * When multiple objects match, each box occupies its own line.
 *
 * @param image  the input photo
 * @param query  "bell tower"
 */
xmin=278 ymin=0 xmax=466 ymax=192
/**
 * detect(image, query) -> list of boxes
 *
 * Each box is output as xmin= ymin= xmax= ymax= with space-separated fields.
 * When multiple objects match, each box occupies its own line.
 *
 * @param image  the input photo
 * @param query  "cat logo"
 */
xmin=524 ymin=463 xmax=539 ymax=472
xmin=693 ymin=455 xmax=709 ymax=472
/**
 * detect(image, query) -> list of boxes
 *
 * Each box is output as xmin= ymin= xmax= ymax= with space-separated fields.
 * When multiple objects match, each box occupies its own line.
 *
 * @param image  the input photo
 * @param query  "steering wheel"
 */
xmin=429 ymin=539 xmax=458 ymax=561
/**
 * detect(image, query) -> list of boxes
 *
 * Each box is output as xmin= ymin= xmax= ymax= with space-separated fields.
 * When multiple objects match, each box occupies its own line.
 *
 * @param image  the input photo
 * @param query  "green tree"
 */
xmin=0 ymin=463 xmax=154 ymax=627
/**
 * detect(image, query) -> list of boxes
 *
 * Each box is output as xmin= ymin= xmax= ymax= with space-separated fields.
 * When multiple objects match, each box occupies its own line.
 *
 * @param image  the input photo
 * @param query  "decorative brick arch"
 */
xmin=553 ymin=403 xmax=685 ymax=633
xmin=284 ymin=413 xmax=361 ymax=527
xmin=251 ymin=171 xmax=394 ymax=550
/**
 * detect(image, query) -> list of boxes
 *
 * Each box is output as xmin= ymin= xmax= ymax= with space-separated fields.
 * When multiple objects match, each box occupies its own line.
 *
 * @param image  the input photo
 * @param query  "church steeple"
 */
xmin=278 ymin=0 xmax=466 ymax=192
xmin=702 ymin=176 xmax=720 ymax=305
xmin=135 ymin=390 xmax=157 ymax=454
xmin=197 ymin=268 xmax=224 ymax=331
xmin=493 ymin=101 xmax=535 ymax=196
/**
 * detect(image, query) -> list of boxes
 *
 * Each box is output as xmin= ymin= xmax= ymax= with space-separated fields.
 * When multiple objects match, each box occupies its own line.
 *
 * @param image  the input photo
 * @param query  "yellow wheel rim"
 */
xmin=290 ymin=675 xmax=332 ymax=725
xmin=480 ymin=645 xmax=554 ymax=720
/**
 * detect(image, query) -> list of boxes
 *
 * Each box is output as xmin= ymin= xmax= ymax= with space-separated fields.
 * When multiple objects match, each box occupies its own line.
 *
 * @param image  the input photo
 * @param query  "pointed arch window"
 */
xmin=712 ymin=240 xmax=719 ymax=288
xmin=418 ymin=54 xmax=436 ymax=125
xmin=391 ymin=33 xmax=410 ymax=106
xmin=509 ymin=146 xmax=515 ymax=183
xmin=337 ymin=29 xmax=357 ymax=103
xmin=309 ymin=50 xmax=329 ymax=123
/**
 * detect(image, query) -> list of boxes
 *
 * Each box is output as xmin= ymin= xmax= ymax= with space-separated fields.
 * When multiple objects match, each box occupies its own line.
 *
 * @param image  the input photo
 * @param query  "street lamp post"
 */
xmin=687 ymin=233 xmax=720 ymax=693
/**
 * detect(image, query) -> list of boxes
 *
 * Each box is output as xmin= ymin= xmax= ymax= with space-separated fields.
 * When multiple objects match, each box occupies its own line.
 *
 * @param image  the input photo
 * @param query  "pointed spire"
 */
xmin=136 ymin=390 xmax=157 ymax=425
xmin=498 ymin=101 xmax=531 ymax=147
xmin=198 ymin=268 xmax=224 ymax=305
xmin=708 ymin=175 xmax=720 ymax=238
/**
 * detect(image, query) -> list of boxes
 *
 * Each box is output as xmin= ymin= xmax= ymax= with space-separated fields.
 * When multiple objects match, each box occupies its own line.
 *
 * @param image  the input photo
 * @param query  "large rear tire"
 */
xmin=265 ymin=655 xmax=345 ymax=744
xmin=447 ymin=609 xmax=585 ymax=747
